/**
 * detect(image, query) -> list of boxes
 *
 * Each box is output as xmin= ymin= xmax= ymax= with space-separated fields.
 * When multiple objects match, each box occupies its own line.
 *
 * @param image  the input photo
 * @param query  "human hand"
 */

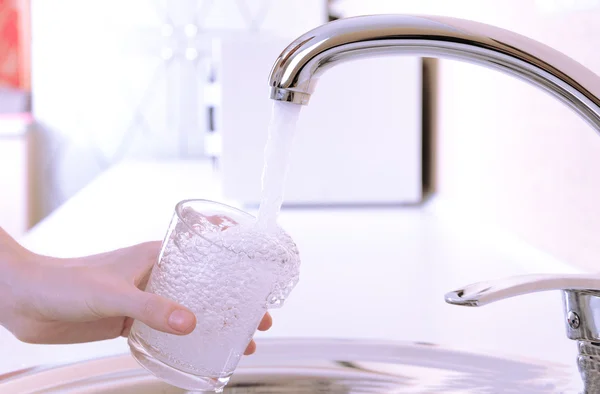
xmin=0 ymin=229 xmax=271 ymax=354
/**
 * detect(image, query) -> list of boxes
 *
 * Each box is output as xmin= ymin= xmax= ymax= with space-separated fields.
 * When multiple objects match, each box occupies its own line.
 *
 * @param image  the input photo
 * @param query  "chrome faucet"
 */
xmin=267 ymin=14 xmax=600 ymax=392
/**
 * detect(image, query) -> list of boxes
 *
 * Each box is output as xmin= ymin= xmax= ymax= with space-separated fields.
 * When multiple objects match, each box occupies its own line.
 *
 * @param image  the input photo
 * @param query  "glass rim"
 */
xmin=173 ymin=198 xmax=256 ymax=248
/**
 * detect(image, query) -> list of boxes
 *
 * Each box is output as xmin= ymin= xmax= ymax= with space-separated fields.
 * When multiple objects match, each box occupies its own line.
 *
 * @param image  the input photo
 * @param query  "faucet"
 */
xmin=267 ymin=14 xmax=600 ymax=392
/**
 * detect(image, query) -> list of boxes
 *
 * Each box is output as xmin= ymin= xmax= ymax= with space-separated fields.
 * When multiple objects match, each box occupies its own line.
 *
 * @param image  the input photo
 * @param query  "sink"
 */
xmin=0 ymin=338 xmax=580 ymax=393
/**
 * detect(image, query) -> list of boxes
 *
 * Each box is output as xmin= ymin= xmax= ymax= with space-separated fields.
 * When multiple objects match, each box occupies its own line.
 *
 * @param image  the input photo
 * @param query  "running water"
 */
xmin=256 ymin=101 xmax=303 ymax=228
xmin=128 ymin=99 xmax=304 ymax=393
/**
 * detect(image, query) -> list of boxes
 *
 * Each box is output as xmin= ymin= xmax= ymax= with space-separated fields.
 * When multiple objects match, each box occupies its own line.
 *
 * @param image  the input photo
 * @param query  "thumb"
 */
xmin=121 ymin=289 xmax=197 ymax=335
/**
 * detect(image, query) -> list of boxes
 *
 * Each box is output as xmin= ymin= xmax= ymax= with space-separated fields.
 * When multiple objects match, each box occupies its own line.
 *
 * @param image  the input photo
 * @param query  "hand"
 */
xmin=0 ymin=229 xmax=272 ymax=354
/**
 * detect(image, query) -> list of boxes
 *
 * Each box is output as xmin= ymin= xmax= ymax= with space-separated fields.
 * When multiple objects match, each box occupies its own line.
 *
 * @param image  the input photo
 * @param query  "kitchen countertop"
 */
xmin=0 ymin=159 xmax=586 ymax=378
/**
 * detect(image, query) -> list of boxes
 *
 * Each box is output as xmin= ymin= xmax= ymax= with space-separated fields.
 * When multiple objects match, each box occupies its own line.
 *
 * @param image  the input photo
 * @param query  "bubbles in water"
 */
xmin=132 ymin=216 xmax=300 ymax=378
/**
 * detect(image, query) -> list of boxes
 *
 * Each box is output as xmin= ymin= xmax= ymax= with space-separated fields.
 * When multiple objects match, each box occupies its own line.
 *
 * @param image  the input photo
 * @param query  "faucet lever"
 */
xmin=445 ymin=273 xmax=600 ymax=392
xmin=445 ymin=273 xmax=600 ymax=307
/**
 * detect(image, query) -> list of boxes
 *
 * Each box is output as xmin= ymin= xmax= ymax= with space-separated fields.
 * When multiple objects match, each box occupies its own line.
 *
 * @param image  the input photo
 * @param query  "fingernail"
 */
xmin=168 ymin=309 xmax=195 ymax=333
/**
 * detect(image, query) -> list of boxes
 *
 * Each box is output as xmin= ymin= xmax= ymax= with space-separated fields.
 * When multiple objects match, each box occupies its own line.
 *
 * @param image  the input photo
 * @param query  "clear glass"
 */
xmin=127 ymin=199 xmax=300 ymax=392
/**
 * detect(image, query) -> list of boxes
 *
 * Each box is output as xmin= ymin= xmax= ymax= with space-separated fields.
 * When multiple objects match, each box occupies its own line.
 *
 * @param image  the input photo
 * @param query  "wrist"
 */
xmin=0 ymin=228 xmax=35 ymax=327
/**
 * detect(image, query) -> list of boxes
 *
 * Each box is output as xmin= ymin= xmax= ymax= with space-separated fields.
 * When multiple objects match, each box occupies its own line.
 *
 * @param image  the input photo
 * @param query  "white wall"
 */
xmin=30 ymin=0 xmax=326 ymax=221
xmin=334 ymin=0 xmax=600 ymax=271
xmin=0 ymin=116 xmax=30 ymax=237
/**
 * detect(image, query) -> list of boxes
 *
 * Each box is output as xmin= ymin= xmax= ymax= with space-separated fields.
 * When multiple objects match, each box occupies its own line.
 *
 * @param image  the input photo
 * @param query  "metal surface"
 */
xmin=444 ymin=274 xmax=600 ymax=344
xmin=444 ymin=274 xmax=600 ymax=307
xmin=444 ymin=274 xmax=600 ymax=393
xmin=563 ymin=290 xmax=600 ymax=342
xmin=0 ymin=338 xmax=580 ymax=393
xmin=568 ymin=311 xmax=581 ymax=330
xmin=564 ymin=291 xmax=600 ymax=393
xmin=266 ymin=14 xmax=600 ymax=391
xmin=267 ymin=14 xmax=600 ymax=134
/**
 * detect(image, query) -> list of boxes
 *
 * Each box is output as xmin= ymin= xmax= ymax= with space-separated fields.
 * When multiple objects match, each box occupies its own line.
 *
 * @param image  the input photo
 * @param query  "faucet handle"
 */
xmin=445 ymin=273 xmax=600 ymax=307
xmin=445 ymin=273 xmax=600 ymax=392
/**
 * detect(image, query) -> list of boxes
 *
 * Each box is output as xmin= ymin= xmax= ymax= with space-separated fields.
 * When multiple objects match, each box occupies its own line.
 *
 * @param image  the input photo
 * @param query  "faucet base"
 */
xmin=577 ymin=341 xmax=600 ymax=394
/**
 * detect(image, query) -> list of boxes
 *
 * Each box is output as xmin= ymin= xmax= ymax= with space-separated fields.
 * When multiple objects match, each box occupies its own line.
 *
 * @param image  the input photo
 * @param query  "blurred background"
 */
xmin=2 ymin=0 xmax=600 ymax=382
xmin=2 ymin=0 xmax=600 ymax=271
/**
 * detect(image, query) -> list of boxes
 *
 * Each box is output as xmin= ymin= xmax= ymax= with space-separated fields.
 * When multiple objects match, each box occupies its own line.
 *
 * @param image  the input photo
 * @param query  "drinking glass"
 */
xmin=128 ymin=199 xmax=300 ymax=392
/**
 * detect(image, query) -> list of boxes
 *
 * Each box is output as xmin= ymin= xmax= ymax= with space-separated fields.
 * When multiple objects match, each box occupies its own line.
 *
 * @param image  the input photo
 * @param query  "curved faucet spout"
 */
xmin=268 ymin=14 xmax=600 ymax=132
xmin=268 ymin=15 xmax=600 ymax=390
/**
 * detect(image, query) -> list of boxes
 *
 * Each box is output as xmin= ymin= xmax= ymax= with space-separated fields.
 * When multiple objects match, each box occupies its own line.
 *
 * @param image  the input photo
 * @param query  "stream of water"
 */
xmin=256 ymin=101 xmax=303 ymax=228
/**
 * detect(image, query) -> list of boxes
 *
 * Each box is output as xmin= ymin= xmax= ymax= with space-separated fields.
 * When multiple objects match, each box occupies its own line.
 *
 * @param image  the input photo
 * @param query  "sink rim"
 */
xmin=0 ymin=337 xmax=579 ymax=393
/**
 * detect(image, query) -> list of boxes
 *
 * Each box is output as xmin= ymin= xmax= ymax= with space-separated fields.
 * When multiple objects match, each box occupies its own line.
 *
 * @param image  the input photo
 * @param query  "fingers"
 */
xmin=201 ymin=214 xmax=238 ymax=231
xmin=243 ymin=313 xmax=272 ymax=356
xmin=120 ymin=317 xmax=134 ymax=337
xmin=244 ymin=340 xmax=256 ymax=355
xmin=258 ymin=312 xmax=272 ymax=331
xmin=120 ymin=289 xmax=197 ymax=335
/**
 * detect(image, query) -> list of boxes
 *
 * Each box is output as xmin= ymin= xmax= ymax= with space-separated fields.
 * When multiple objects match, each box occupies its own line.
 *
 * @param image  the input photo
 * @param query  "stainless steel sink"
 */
xmin=0 ymin=338 xmax=581 ymax=393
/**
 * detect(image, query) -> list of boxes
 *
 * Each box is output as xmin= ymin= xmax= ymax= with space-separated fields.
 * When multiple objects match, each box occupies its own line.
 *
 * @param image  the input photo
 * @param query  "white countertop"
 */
xmin=0 ymin=159 xmax=586 ymax=378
